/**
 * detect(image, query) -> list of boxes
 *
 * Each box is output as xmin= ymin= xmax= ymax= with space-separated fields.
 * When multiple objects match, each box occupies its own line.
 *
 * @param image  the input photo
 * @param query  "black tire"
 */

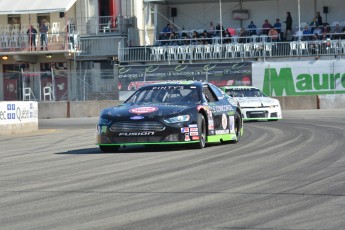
xmin=99 ymin=145 xmax=120 ymax=153
xmin=231 ymin=111 xmax=242 ymax=143
xmin=191 ymin=113 xmax=207 ymax=149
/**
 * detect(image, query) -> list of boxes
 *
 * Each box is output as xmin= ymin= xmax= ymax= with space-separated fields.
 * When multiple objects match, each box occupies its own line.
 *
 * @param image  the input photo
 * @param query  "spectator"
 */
xmin=159 ymin=32 xmax=170 ymax=45
xmin=331 ymin=23 xmax=342 ymax=39
xmin=223 ymin=29 xmax=232 ymax=43
xmin=268 ymin=26 xmax=279 ymax=41
xmin=27 ymin=25 xmax=37 ymax=51
xmin=273 ymin=18 xmax=282 ymax=40
xmin=238 ymin=27 xmax=248 ymax=43
xmin=302 ymin=25 xmax=312 ymax=40
xmin=294 ymin=28 xmax=303 ymax=41
xmin=309 ymin=17 xmax=319 ymax=34
xmin=39 ymin=20 xmax=49 ymax=50
xmin=215 ymin=22 xmax=225 ymax=37
xmin=168 ymin=32 xmax=179 ymax=45
xmin=322 ymin=23 xmax=331 ymax=33
xmin=332 ymin=23 xmax=342 ymax=33
xmin=247 ymin=21 xmax=257 ymax=36
xmin=262 ymin=19 xmax=272 ymax=35
xmin=191 ymin=30 xmax=199 ymax=45
xmin=320 ymin=30 xmax=330 ymax=40
xmin=284 ymin=12 xmax=293 ymax=40
xmin=208 ymin=21 xmax=216 ymax=35
xmin=313 ymin=26 xmax=322 ymax=37
xmin=316 ymin=11 xmax=323 ymax=26
xmin=273 ymin=19 xmax=282 ymax=33
xmin=200 ymin=30 xmax=212 ymax=44
xmin=340 ymin=27 xmax=345 ymax=39
xmin=162 ymin=23 xmax=173 ymax=33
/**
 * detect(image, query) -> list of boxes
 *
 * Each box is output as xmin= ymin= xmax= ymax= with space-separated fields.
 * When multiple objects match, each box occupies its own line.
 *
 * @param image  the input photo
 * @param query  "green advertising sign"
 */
xmin=262 ymin=67 xmax=345 ymax=96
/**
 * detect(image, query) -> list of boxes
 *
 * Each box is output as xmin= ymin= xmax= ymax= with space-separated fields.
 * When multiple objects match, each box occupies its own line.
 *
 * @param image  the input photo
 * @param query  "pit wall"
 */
xmin=0 ymin=101 xmax=38 ymax=135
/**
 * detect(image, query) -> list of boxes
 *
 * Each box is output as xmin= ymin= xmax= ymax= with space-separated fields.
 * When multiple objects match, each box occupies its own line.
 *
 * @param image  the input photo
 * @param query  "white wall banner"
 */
xmin=0 ymin=101 xmax=38 ymax=125
xmin=252 ymin=60 xmax=345 ymax=96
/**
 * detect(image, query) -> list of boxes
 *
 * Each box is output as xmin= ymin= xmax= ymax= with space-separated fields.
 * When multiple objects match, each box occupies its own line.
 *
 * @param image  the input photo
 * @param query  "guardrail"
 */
xmin=118 ymin=39 xmax=345 ymax=63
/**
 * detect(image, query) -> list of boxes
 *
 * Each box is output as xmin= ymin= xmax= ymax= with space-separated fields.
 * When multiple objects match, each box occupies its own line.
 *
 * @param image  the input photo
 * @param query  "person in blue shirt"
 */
xmin=273 ymin=18 xmax=282 ymax=41
xmin=162 ymin=23 xmax=174 ymax=34
xmin=247 ymin=21 xmax=257 ymax=36
xmin=39 ymin=20 xmax=49 ymax=50
xmin=302 ymin=25 xmax=312 ymax=40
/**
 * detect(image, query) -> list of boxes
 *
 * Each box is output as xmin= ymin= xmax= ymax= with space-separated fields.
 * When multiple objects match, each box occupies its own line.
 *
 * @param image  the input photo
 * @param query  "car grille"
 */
xmin=112 ymin=136 xmax=163 ymax=143
xmin=109 ymin=121 xmax=166 ymax=132
xmin=271 ymin=112 xmax=278 ymax=117
xmin=246 ymin=111 xmax=268 ymax=118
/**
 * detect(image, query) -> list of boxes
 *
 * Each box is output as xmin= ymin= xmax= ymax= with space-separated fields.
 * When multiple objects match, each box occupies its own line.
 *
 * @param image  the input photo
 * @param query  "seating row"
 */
xmin=150 ymin=43 xmax=274 ymax=61
xmin=149 ymin=40 xmax=345 ymax=61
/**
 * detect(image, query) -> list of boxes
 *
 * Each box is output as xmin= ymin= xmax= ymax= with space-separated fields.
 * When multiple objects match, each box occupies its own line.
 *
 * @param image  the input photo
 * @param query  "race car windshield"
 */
xmin=125 ymin=86 xmax=200 ymax=103
xmin=227 ymin=88 xmax=266 ymax=97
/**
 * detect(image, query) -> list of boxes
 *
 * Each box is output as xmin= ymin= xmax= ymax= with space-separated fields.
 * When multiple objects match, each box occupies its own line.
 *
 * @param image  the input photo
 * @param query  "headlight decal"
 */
xmin=164 ymin=115 xmax=190 ymax=123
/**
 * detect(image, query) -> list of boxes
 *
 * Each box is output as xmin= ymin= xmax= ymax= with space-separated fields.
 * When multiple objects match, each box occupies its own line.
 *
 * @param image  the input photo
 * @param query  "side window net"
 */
xmin=202 ymin=86 xmax=218 ymax=102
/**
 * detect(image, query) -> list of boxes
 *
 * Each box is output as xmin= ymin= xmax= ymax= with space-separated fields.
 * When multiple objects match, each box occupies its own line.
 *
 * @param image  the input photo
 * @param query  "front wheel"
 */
xmin=191 ymin=113 xmax=206 ymax=149
xmin=231 ymin=111 xmax=242 ymax=143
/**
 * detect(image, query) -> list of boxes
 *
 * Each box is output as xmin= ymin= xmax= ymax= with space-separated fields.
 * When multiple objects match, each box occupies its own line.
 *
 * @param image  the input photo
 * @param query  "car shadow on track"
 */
xmin=55 ymin=145 xmax=194 ymax=155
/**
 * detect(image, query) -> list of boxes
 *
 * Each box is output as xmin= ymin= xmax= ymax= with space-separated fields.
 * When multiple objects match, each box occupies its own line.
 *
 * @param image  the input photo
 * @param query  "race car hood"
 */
xmin=234 ymin=97 xmax=280 ymax=107
xmin=100 ymin=103 xmax=196 ymax=120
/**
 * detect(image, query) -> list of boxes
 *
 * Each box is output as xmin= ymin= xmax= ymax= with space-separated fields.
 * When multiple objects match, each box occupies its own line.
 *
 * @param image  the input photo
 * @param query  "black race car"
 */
xmin=97 ymin=81 xmax=243 ymax=152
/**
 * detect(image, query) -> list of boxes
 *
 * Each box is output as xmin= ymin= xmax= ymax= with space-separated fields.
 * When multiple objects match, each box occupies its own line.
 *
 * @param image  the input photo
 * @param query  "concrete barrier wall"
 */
xmin=273 ymin=96 xmax=319 ymax=110
xmin=318 ymin=95 xmax=345 ymax=109
xmin=38 ymin=101 xmax=123 ymax=119
xmin=36 ymin=95 xmax=344 ymax=119
xmin=38 ymin=102 xmax=67 ymax=119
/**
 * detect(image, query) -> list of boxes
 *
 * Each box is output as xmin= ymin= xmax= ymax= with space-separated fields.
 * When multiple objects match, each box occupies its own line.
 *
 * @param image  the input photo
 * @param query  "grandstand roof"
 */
xmin=0 ymin=0 xmax=77 ymax=14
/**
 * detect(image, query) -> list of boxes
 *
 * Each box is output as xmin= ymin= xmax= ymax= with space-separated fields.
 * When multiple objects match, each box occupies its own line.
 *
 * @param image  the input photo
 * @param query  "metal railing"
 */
xmin=68 ymin=16 xmax=132 ymax=36
xmin=118 ymin=38 xmax=345 ymax=63
xmin=0 ymin=32 xmax=70 ymax=52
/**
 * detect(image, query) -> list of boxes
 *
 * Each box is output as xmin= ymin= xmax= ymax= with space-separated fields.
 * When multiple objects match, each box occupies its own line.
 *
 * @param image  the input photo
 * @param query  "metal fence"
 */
xmin=2 ymin=68 xmax=118 ymax=102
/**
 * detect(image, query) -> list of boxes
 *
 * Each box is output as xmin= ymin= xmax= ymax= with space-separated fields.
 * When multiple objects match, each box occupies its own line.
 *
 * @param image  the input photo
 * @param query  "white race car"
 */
xmin=221 ymin=86 xmax=282 ymax=121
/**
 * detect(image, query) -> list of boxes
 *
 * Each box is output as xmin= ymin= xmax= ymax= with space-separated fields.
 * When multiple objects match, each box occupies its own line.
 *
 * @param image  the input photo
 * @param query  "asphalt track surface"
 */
xmin=1 ymin=109 xmax=345 ymax=230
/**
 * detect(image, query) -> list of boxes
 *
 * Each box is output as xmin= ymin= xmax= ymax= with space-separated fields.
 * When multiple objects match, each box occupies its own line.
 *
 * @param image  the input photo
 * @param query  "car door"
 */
xmin=202 ymin=84 xmax=236 ymax=135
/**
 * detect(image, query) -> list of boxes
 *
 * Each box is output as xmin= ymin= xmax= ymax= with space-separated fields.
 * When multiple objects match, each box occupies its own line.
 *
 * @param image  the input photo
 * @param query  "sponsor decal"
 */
xmin=229 ymin=116 xmax=235 ymax=134
xmin=189 ymin=127 xmax=198 ymax=132
xmin=152 ymin=85 xmax=184 ymax=90
xmin=185 ymin=133 xmax=190 ymax=141
xmin=215 ymin=130 xmax=230 ymax=135
xmin=189 ymin=124 xmax=198 ymax=128
xmin=209 ymin=105 xmax=234 ymax=113
xmin=119 ymin=132 xmax=155 ymax=136
xmin=207 ymin=110 xmax=213 ymax=119
xmin=130 ymin=115 xmax=145 ymax=120
xmin=262 ymin=66 xmax=345 ymax=96
xmin=221 ymin=113 xmax=227 ymax=130
xmin=129 ymin=107 xmax=158 ymax=114
xmin=189 ymin=131 xmax=199 ymax=136
xmin=192 ymin=136 xmax=200 ymax=140
xmin=0 ymin=102 xmax=37 ymax=124
xmin=6 ymin=104 xmax=15 ymax=120
xmin=1 ymin=103 xmax=33 ymax=121
xmin=101 ymin=125 xmax=107 ymax=134
xmin=181 ymin=127 xmax=189 ymax=133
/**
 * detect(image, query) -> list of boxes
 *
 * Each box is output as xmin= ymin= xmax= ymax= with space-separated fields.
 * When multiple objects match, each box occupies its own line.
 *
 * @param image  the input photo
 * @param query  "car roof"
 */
xmin=142 ymin=81 xmax=205 ymax=88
